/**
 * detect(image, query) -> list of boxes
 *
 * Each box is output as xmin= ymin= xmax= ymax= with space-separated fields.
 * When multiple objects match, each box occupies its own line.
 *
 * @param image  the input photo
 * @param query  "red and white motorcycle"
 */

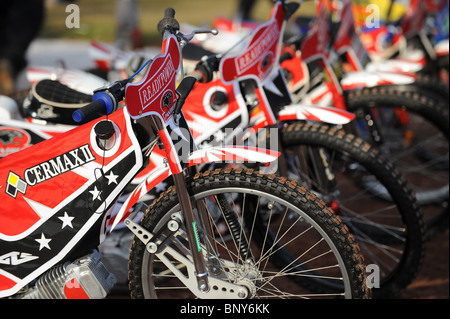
xmin=280 ymin=0 xmax=448 ymax=241
xmin=54 ymin=0 xmax=427 ymax=298
xmin=0 ymin=6 xmax=370 ymax=299
xmin=357 ymin=0 xmax=449 ymax=78
xmin=2 ymin=0 xmax=426 ymax=298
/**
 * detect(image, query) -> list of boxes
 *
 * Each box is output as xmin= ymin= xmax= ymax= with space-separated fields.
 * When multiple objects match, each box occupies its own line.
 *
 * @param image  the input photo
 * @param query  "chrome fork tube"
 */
xmin=141 ymin=114 xmax=210 ymax=292
xmin=172 ymin=172 xmax=210 ymax=292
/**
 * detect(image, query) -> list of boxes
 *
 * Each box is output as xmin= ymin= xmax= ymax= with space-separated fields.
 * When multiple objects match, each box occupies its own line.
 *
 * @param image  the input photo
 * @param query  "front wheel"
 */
xmin=128 ymin=169 xmax=369 ymax=299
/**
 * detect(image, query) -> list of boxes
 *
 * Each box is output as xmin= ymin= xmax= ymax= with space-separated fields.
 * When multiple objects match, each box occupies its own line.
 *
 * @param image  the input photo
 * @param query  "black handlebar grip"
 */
xmin=173 ymin=76 xmax=197 ymax=116
xmin=157 ymin=7 xmax=180 ymax=36
xmin=284 ymin=2 xmax=300 ymax=20
xmin=72 ymin=100 xmax=105 ymax=123
xmin=193 ymin=55 xmax=220 ymax=83
xmin=164 ymin=7 xmax=175 ymax=18
xmin=189 ymin=70 xmax=207 ymax=83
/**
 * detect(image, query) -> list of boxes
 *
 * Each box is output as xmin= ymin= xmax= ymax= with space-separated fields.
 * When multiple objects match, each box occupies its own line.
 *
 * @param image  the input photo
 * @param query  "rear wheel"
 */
xmin=280 ymin=122 xmax=426 ymax=298
xmin=346 ymin=86 xmax=449 ymax=238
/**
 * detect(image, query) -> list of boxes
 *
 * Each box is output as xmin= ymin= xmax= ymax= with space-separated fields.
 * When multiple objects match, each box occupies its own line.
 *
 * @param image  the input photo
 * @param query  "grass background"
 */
xmin=41 ymin=0 xmax=315 ymax=45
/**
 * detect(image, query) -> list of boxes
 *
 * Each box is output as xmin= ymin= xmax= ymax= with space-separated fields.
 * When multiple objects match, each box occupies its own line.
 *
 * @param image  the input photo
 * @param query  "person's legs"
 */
xmin=115 ymin=0 xmax=142 ymax=49
xmin=0 ymin=0 xmax=44 ymax=94
xmin=237 ymin=0 xmax=257 ymax=20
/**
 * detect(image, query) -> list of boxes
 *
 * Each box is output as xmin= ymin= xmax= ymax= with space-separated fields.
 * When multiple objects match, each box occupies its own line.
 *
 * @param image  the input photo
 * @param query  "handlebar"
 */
xmin=171 ymin=54 xmax=220 ymax=118
xmin=173 ymin=53 xmax=221 ymax=117
xmin=72 ymin=99 xmax=108 ymax=123
xmin=173 ymin=76 xmax=197 ymax=118
xmin=73 ymin=7 xmax=220 ymax=123
xmin=72 ymin=79 xmax=128 ymax=123
xmin=193 ymin=55 xmax=221 ymax=83
xmin=157 ymin=7 xmax=180 ymax=36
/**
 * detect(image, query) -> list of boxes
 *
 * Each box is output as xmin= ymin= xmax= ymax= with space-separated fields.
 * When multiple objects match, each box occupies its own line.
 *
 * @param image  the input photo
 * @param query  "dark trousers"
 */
xmin=237 ymin=0 xmax=257 ymax=20
xmin=0 ymin=0 xmax=45 ymax=76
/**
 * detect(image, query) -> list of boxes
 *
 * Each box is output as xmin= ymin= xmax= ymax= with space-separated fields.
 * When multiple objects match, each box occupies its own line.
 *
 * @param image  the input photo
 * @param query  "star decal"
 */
xmin=89 ymin=186 xmax=102 ymax=201
xmin=200 ymin=141 xmax=212 ymax=150
xmin=213 ymin=130 xmax=225 ymax=143
xmin=105 ymin=170 xmax=119 ymax=185
xmin=35 ymin=233 xmax=52 ymax=251
xmin=155 ymin=181 xmax=168 ymax=193
xmin=58 ymin=212 xmax=74 ymax=229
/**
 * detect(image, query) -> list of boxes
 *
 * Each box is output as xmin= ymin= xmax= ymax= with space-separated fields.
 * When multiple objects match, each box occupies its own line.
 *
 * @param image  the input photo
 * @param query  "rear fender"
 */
xmin=365 ymin=58 xmax=425 ymax=74
xmin=278 ymin=103 xmax=355 ymax=124
xmin=435 ymin=39 xmax=449 ymax=57
xmin=109 ymin=146 xmax=280 ymax=231
xmin=340 ymin=71 xmax=416 ymax=91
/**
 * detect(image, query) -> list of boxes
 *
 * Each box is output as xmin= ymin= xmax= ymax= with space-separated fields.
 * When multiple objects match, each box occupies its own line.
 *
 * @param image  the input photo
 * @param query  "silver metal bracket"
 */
xmin=124 ymin=215 xmax=251 ymax=299
xmin=124 ymin=211 xmax=183 ymax=254
xmin=124 ymin=218 xmax=154 ymax=246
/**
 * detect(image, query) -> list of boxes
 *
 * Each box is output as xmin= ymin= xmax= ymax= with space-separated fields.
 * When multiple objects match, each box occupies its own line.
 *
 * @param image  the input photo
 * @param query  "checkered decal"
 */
xmin=5 ymin=172 xmax=27 ymax=198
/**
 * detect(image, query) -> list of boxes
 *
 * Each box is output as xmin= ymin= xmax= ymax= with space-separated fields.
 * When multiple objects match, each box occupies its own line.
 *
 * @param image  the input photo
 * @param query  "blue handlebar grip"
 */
xmin=92 ymin=91 xmax=115 ymax=115
xmin=72 ymin=109 xmax=86 ymax=123
xmin=72 ymin=91 xmax=115 ymax=123
xmin=72 ymin=100 xmax=104 ymax=123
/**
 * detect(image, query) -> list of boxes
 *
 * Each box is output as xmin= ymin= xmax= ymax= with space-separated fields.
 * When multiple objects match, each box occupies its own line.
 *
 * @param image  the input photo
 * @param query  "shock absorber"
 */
xmin=216 ymin=193 xmax=252 ymax=262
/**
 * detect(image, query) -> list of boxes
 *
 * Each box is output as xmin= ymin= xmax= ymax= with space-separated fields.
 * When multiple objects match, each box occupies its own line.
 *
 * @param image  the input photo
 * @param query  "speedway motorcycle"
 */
xmin=321 ymin=0 xmax=447 ymax=96
xmin=87 ymin=0 xmax=425 ymax=298
xmin=278 ymin=0 xmax=448 ymax=239
xmin=2 ymin=0 xmax=425 ymax=298
xmin=355 ymin=0 xmax=449 ymax=79
xmin=188 ymin=0 xmax=426 ymax=298
xmin=0 ymin=7 xmax=369 ymax=299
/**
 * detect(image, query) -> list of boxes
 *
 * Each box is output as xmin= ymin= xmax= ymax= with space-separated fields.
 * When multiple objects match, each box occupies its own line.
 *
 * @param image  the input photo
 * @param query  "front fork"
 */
xmin=128 ymin=115 xmax=254 ymax=296
xmin=132 ymin=115 xmax=212 ymax=292
xmin=122 ymin=170 xmax=212 ymax=293
xmin=173 ymin=166 xmax=252 ymax=293
xmin=124 ymin=166 xmax=250 ymax=298
xmin=172 ymin=170 xmax=210 ymax=292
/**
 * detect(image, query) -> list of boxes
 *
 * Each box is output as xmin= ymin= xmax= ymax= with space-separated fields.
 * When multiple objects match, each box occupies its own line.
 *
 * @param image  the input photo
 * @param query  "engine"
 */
xmin=15 ymin=250 xmax=116 ymax=299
